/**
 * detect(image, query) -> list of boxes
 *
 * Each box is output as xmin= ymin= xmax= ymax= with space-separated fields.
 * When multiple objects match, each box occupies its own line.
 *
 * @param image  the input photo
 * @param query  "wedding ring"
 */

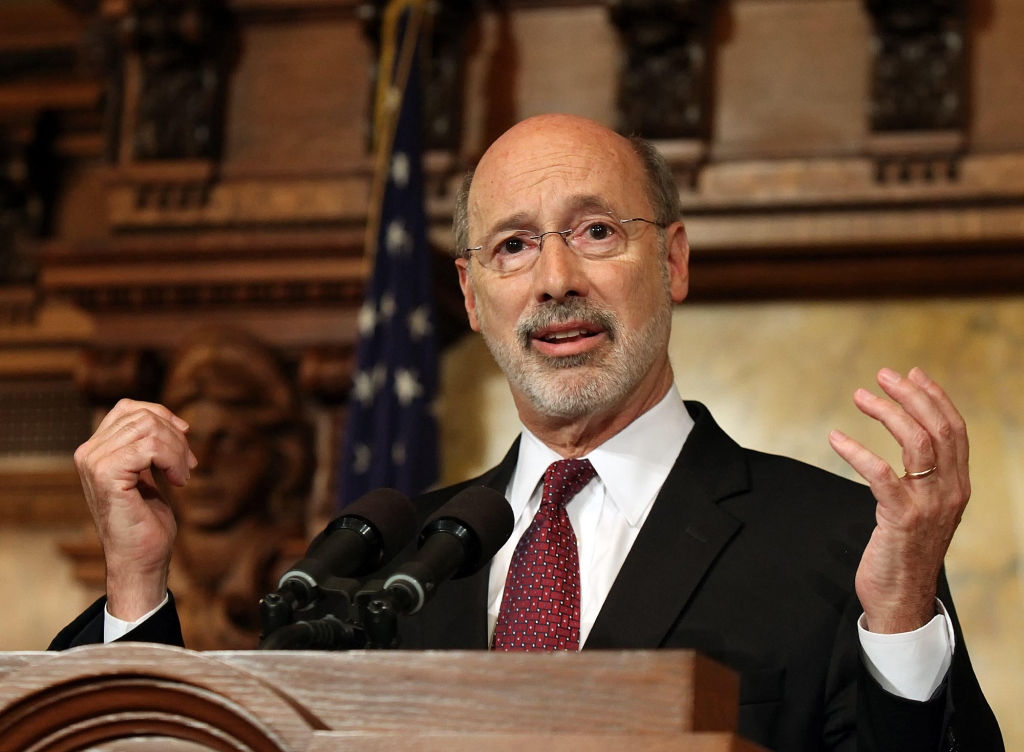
xmin=904 ymin=465 xmax=938 ymax=479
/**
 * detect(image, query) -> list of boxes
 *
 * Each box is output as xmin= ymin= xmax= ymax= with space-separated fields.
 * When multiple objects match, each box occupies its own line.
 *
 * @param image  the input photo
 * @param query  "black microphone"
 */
xmin=276 ymin=488 xmax=417 ymax=610
xmin=382 ymin=486 xmax=514 ymax=615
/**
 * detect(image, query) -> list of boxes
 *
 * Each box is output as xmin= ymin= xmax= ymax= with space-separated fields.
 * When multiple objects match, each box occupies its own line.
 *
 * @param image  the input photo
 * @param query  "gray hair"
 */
xmin=451 ymin=135 xmax=681 ymax=256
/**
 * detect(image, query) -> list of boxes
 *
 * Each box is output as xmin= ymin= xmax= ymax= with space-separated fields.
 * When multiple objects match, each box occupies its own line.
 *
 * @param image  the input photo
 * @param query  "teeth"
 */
xmin=546 ymin=329 xmax=582 ymax=341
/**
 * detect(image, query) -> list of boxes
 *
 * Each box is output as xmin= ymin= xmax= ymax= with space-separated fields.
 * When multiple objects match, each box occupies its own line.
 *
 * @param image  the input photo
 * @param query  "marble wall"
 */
xmin=1 ymin=296 xmax=1020 ymax=747
xmin=438 ymin=296 xmax=1024 ymax=748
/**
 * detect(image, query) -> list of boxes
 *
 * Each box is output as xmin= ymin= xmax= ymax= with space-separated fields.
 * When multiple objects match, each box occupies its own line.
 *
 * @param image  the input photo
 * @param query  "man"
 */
xmin=53 ymin=115 xmax=1002 ymax=751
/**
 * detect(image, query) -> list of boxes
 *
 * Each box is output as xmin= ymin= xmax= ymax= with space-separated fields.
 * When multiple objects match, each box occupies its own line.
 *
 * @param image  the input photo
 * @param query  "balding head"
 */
xmin=453 ymin=115 xmax=680 ymax=253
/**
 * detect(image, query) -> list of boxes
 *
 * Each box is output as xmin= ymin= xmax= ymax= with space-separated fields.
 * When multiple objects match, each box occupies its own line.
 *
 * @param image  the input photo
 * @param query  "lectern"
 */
xmin=0 ymin=645 xmax=765 ymax=751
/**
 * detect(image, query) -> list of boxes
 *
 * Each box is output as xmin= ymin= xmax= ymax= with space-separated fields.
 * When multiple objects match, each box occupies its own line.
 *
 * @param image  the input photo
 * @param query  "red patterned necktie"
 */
xmin=493 ymin=458 xmax=597 ymax=651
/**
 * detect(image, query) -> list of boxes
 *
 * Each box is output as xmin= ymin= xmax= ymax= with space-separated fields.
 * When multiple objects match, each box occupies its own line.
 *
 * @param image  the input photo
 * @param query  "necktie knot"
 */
xmin=541 ymin=458 xmax=596 ymax=512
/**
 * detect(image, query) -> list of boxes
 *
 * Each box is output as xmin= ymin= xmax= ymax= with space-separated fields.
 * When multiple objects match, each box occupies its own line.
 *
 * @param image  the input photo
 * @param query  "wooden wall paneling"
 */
xmin=224 ymin=14 xmax=373 ymax=172
xmin=509 ymin=6 xmax=621 ymax=127
xmin=0 ymin=467 xmax=90 ymax=525
xmin=969 ymin=0 xmax=1024 ymax=151
xmin=712 ymin=0 xmax=871 ymax=160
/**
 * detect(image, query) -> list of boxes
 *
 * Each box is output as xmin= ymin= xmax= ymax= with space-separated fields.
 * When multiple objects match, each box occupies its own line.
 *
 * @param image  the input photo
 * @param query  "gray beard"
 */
xmin=480 ymin=294 xmax=672 ymax=419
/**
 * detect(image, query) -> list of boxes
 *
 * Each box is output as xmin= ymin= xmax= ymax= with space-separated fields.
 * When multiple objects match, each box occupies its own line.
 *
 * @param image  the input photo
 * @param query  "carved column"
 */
xmin=867 ymin=0 xmax=967 ymax=132
xmin=608 ymin=0 xmax=718 ymax=141
xmin=118 ymin=0 xmax=233 ymax=162
xmin=865 ymin=0 xmax=968 ymax=183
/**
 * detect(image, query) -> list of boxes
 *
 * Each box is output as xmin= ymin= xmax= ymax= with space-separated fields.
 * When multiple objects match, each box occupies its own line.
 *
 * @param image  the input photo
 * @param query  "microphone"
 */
xmin=381 ymin=486 xmax=514 ymax=615
xmin=275 ymin=488 xmax=417 ymax=611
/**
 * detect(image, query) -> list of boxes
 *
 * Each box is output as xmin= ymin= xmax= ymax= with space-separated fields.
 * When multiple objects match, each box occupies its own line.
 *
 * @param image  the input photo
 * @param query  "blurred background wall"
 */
xmin=0 ymin=0 xmax=1021 ymax=745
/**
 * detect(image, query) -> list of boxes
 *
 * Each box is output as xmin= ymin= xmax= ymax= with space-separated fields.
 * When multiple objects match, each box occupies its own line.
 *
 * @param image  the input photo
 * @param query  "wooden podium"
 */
xmin=0 ymin=646 xmax=765 ymax=751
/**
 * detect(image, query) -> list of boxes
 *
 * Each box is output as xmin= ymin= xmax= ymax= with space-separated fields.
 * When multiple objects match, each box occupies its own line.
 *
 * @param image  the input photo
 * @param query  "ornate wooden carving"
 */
xmin=120 ymin=0 xmax=233 ymax=161
xmin=866 ymin=0 xmax=967 ymax=132
xmin=159 ymin=326 xmax=314 ymax=649
xmin=360 ymin=0 xmax=475 ymax=153
xmin=609 ymin=0 xmax=718 ymax=140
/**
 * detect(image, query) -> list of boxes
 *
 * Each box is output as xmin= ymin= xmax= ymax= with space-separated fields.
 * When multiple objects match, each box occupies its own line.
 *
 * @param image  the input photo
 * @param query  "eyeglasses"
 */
xmin=459 ymin=213 xmax=665 ymax=275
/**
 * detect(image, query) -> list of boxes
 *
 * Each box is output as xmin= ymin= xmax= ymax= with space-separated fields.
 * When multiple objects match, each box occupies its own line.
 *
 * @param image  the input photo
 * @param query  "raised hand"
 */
xmin=73 ymin=399 xmax=198 ymax=621
xmin=828 ymin=367 xmax=970 ymax=634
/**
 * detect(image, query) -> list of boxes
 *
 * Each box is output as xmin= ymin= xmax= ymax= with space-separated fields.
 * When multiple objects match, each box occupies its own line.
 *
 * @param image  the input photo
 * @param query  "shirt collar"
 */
xmin=508 ymin=386 xmax=694 ymax=526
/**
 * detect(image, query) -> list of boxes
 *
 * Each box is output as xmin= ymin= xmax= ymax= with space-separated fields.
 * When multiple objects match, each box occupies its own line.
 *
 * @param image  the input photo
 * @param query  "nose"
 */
xmin=531 ymin=230 xmax=589 ymax=303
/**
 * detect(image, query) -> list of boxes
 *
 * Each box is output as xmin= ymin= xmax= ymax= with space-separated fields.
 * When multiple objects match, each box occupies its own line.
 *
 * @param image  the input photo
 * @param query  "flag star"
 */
xmin=358 ymin=301 xmax=377 ymax=336
xmin=352 ymin=443 xmax=371 ymax=474
xmin=390 ymin=152 xmax=410 ymax=188
xmin=379 ymin=292 xmax=397 ymax=321
xmin=394 ymin=368 xmax=423 ymax=406
xmin=392 ymin=442 xmax=406 ymax=466
xmin=407 ymin=306 xmax=432 ymax=341
xmin=385 ymin=219 xmax=411 ymax=256
xmin=352 ymin=369 xmax=377 ymax=406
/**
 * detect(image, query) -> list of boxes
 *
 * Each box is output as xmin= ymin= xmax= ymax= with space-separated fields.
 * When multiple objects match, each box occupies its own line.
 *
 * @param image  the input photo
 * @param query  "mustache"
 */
xmin=514 ymin=298 xmax=618 ymax=350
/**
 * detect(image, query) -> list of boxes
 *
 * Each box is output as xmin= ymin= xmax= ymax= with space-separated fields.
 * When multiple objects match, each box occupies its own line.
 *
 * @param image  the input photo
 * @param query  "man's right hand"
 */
xmin=74 ymin=399 xmax=197 ymax=622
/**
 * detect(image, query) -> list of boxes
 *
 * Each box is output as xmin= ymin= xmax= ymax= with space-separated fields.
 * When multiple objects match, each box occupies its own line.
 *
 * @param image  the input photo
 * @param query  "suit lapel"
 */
xmin=585 ymin=402 xmax=747 ymax=649
xmin=414 ymin=438 xmax=520 ymax=649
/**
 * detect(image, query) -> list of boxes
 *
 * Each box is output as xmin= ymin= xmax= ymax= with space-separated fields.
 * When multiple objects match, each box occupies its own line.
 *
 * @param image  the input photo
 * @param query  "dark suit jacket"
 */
xmin=51 ymin=402 xmax=1002 ymax=752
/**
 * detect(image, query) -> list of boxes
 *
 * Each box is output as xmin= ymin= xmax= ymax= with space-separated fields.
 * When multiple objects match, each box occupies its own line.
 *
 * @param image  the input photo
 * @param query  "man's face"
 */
xmin=455 ymin=116 xmax=689 ymax=421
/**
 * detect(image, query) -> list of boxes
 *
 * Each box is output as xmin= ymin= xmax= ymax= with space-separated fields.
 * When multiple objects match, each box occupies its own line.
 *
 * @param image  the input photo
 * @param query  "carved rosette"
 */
xmin=608 ymin=0 xmax=719 ymax=140
xmin=866 ymin=0 xmax=967 ymax=132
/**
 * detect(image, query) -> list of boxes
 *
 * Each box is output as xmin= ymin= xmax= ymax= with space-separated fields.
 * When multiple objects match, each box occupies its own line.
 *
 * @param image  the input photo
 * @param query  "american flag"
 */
xmin=338 ymin=0 xmax=438 ymax=508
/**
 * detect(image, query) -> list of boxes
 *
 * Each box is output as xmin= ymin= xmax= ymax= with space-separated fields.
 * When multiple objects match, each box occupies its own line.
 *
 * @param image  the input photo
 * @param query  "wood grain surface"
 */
xmin=0 ymin=646 xmax=766 ymax=751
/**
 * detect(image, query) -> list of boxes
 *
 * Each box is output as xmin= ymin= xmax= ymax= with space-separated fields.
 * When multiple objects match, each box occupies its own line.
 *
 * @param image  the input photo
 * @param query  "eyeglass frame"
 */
xmin=457 ymin=214 xmax=668 ymax=271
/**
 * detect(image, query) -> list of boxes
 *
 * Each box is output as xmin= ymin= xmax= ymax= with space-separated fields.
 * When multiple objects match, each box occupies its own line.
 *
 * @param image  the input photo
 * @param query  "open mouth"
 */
xmin=530 ymin=321 xmax=608 ymax=356
xmin=536 ymin=327 xmax=602 ymax=344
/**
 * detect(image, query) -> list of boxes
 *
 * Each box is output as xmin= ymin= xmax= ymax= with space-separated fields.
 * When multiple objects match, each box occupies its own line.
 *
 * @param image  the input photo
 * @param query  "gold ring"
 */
xmin=904 ymin=465 xmax=937 ymax=479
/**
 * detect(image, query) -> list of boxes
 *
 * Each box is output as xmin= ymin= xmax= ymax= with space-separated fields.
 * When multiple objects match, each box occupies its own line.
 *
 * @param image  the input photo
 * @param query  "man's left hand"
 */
xmin=829 ymin=367 xmax=970 ymax=634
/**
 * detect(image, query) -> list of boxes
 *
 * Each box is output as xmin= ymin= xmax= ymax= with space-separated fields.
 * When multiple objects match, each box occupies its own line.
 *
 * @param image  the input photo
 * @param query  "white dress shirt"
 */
xmin=486 ymin=386 xmax=954 ymax=702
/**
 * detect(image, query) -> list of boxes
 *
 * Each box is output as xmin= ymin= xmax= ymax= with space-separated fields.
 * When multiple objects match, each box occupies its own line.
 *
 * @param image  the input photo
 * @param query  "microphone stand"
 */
xmin=258 ymin=575 xmax=375 ymax=650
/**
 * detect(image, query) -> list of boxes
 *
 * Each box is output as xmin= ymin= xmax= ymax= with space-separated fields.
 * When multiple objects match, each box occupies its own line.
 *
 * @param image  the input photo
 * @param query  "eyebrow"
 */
xmin=481 ymin=195 xmax=620 ymax=237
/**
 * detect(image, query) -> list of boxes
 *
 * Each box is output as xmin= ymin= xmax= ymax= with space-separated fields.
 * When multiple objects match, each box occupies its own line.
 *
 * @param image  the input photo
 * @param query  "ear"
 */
xmin=665 ymin=221 xmax=690 ymax=304
xmin=455 ymin=258 xmax=482 ymax=332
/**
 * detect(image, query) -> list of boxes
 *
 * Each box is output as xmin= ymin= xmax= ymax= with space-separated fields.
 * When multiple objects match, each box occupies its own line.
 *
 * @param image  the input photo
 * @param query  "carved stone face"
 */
xmin=170 ymin=399 xmax=274 ymax=531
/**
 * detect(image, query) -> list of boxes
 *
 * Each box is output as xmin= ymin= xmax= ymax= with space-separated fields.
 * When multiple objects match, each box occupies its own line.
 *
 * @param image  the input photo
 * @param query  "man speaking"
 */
xmin=53 ymin=115 xmax=1002 ymax=750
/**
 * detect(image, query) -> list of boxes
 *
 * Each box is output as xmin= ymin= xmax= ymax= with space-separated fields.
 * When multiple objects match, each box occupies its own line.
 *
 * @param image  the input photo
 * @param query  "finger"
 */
xmin=89 ymin=408 xmax=196 ymax=469
xmin=829 ymin=430 xmax=905 ymax=510
xmin=96 ymin=399 xmax=190 ymax=435
xmin=82 ymin=410 xmax=194 ymax=487
xmin=852 ymin=387 xmax=939 ymax=477
xmin=116 ymin=417 xmax=194 ymax=486
xmin=874 ymin=369 xmax=955 ymax=475
xmin=908 ymin=367 xmax=970 ymax=482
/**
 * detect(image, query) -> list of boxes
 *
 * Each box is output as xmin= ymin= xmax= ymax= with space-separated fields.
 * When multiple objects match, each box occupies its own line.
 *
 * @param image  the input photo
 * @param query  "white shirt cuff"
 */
xmin=103 ymin=593 xmax=170 ymax=643
xmin=857 ymin=599 xmax=955 ymax=701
